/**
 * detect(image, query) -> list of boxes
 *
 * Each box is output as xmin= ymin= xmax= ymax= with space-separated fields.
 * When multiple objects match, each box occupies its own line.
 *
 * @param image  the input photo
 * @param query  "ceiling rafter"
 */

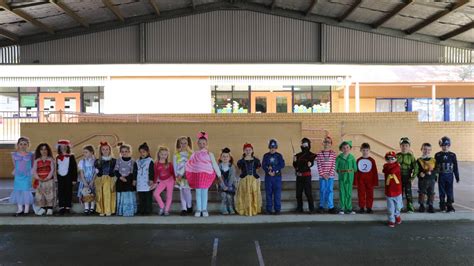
xmin=102 ymin=0 xmax=125 ymax=22
xmin=405 ymin=0 xmax=470 ymax=35
xmin=338 ymin=0 xmax=362 ymax=22
xmin=49 ymin=0 xmax=89 ymax=28
xmin=0 ymin=0 xmax=55 ymax=34
xmin=372 ymin=0 xmax=414 ymax=29
xmin=440 ymin=21 xmax=474 ymax=40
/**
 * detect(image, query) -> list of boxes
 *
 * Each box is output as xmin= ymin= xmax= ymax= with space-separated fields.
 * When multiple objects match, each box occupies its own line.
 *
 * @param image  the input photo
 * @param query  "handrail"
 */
xmin=68 ymin=113 xmax=203 ymax=123
xmin=301 ymin=128 xmax=329 ymax=137
xmin=342 ymin=133 xmax=397 ymax=151
xmin=72 ymin=133 xmax=120 ymax=160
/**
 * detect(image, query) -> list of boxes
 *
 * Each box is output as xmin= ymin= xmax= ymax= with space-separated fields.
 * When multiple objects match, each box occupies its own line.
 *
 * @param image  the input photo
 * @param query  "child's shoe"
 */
xmin=328 ymin=208 xmax=338 ymax=214
xmin=439 ymin=201 xmax=446 ymax=212
xmin=366 ymin=208 xmax=373 ymax=214
xmin=358 ymin=208 xmax=365 ymax=214
xmin=202 ymin=211 xmax=209 ymax=217
xmin=407 ymin=203 xmax=415 ymax=213
xmin=83 ymin=209 xmax=90 ymax=216
xmin=395 ymin=216 xmax=402 ymax=225
xmin=388 ymin=221 xmax=395 ymax=228
xmin=36 ymin=208 xmax=46 ymax=216
xmin=180 ymin=210 xmax=187 ymax=216
xmin=194 ymin=211 xmax=202 ymax=217
xmin=418 ymin=204 xmax=425 ymax=213
xmin=446 ymin=204 xmax=455 ymax=213
xmin=159 ymin=209 xmax=165 ymax=216
xmin=187 ymin=206 xmax=194 ymax=214
xmin=221 ymin=211 xmax=229 ymax=215
xmin=339 ymin=211 xmax=345 ymax=215
xmin=316 ymin=207 xmax=324 ymax=214
xmin=428 ymin=205 xmax=435 ymax=213
xmin=46 ymin=209 xmax=53 ymax=216
xmin=164 ymin=212 xmax=170 ymax=216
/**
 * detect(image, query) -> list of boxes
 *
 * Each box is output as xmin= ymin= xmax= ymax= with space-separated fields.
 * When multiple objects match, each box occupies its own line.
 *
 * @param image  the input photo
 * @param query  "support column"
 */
xmin=344 ymin=77 xmax=350 ymax=113
xmin=431 ymin=84 xmax=436 ymax=121
xmin=355 ymin=81 xmax=360 ymax=113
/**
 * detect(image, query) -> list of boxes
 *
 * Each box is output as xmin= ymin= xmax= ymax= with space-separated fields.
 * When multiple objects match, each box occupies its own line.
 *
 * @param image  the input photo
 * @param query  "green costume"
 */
xmin=336 ymin=153 xmax=357 ymax=213
xmin=396 ymin=152 xmax=418 ymax=212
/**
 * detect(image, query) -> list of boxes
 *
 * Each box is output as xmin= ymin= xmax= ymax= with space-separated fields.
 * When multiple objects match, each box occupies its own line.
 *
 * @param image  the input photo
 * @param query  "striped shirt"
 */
xmin=316 ymin=150 xmax=337 ymax=177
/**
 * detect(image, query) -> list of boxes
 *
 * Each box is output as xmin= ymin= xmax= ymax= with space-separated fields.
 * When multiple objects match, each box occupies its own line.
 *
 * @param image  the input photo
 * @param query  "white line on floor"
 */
xmin=255 ymin=240 xmax=265 ymax=266
xmin=211 ymin=238 xmax=219 ymax=266
xmin=453 ymin=203 xmax=474 ymax=212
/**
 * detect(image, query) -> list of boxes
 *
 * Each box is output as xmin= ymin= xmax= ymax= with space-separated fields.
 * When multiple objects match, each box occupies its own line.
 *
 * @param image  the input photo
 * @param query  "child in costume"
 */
xmin=396 ymin=137 xmax=417 ymax=213
xmin=416 ymin=143 xmax=437 ymax=213
xmin=134 ymin=142 xmax=155 ymax=216
xmin=32 ymin=143 xmax=55 ymax=216
xmin=173 ymin=136 xmax=194 ymax=216
xmin=153 ymin=146 xmax=175 ymax=216
xmin=94 ymin=141 xmax=117 ymax=217
xmin=217 ymin=148 xmax=237 ymax=215
xmin=262 ymin=139 xmax=285 ymax=215
xmin=236 ymin=143 xmax=262 ymax=216
xmin=186 ymin=132 xmax=222 ymax=218
xmin=315 ymin=136 xmax=337 ymax=214
xmin=435 ymin=136 xmax=460 ymax=213
xmin=293 ymin=138 xmax=317 ymax=213
xmin=56 ymin=139 xmax=78 ymax=215
xmin=78 ymin=145 xmax=97 ymax=215
xmin=383 ymin=151 xmax=403 ymax=228
xmin=10 ymin=137 xmax=34 ymax=216
xmin=335 ymin=141 xmax=357 ymax=215
xmin=115 ymin=143 xmax=136 ymax=217
xmin=354 ymin=143 xmax=379 ymax=214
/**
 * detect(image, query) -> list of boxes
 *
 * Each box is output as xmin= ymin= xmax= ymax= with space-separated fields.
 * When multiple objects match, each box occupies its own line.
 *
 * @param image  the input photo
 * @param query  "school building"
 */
xmin=0 ymin=0 xmax=473 ymax=177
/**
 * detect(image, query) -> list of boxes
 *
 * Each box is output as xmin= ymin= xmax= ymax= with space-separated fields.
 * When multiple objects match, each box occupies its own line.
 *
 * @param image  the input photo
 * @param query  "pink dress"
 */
xmin=185 ymin=150 xmax=216 ymax=189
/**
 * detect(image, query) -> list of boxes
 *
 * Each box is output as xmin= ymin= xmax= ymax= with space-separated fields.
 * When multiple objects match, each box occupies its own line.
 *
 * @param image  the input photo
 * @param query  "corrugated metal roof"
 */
xmin=0 ymin=0 xmax=472 ymax=51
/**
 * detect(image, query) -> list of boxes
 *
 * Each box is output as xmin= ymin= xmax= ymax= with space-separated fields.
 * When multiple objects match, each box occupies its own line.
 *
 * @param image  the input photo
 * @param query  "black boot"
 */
xmin=428 ymin=205 xmax=435 ymax=213
xmin=418 ymin=204 xmax=425 ymax=213
xmin=187 ymin=205 xmax=193 ymax=214
xmin=358 ymin=208 xmax=365 ymax=214
xmin=439 ymin=201 xmax=446 ymax=212
xmin=366 ymin=208 xmax=373 ymax=214
xmin=446 ymin=204 xmax=455 ymax=213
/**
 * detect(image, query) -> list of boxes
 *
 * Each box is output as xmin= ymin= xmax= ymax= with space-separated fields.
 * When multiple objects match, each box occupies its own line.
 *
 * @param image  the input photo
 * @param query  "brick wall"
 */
xmin=1 ymin=112 xmax=472 ymax=178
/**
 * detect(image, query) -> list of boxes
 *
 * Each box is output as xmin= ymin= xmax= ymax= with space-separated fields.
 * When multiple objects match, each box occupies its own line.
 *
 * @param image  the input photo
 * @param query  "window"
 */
xmin=376 ymin=99 xmax=391 ymax=112
xmin=449 ymin=99 xmax=464 ymax=121
xmin=376 ymin=99 xmax=407 ymax=112
xmin=276 ymin=96 xmax=287 ymax=113
xmin=0 ymin=87 xmax=19 ymax=115
xmin=212 ymin=85 xmax=249 ymax=113
xmin=466 ymin=99 xmax=474 ymax=121
xmin=255 ymin=97 xmax=267 ymax=113
xmin=82 ymin=87 xmax=102 ymax=113
xmin=412 ymin=99 xmax=444 ymax=122
xmin=293 ymin=85 xmax=331 ymax=113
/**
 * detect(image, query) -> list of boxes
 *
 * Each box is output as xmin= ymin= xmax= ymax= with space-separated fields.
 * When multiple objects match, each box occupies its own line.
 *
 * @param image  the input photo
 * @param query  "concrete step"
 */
xmin=0 ymin=199 xmax=390 ymax=214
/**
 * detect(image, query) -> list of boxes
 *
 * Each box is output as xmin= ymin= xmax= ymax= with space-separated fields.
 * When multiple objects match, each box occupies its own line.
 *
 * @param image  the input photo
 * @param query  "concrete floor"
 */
xmin=0 ymin=222 xmax=473 ymax=266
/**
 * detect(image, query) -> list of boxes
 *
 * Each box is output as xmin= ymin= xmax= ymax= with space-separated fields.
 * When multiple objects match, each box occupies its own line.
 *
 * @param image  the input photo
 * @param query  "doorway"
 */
xmin=251 ymin=92 xmax=292 ymax=113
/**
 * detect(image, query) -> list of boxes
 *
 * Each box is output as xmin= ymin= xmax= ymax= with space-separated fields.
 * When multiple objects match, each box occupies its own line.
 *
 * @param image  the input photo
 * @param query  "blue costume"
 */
xmin=435 ymin=136 xmax=460 ymax=212
xmin=262 ymin=139 xmax=285 ymax=214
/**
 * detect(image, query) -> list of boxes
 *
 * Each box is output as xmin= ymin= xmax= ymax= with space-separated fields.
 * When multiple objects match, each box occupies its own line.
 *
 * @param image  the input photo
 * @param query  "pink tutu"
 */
xmin=187 ymin=172 xmax=216 ymax=189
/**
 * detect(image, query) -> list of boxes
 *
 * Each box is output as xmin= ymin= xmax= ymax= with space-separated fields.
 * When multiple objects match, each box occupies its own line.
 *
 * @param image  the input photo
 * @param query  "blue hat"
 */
xmin=439 ymin=136 xmax=451 ymax=146
xmin=268 ymin=139 xmax=278 ymax=149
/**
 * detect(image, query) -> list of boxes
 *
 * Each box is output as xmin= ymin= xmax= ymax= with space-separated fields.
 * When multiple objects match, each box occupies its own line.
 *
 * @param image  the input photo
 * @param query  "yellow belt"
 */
xmin=386 ymin=174 xmax=400 ymax=185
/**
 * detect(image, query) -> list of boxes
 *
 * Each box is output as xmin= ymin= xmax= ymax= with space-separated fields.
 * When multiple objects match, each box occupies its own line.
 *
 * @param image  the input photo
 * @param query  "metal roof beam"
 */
xmin=102 ymin=0 xmax=125 ymax=22
xmin=338 ymin=0 xmax=362 ymax=22
xmin=405 ymin=0 xmax=470 ymax=35
xmin=270 ymin=0 xmax=277 ymax=10
xmin=440 ymin=21 xmax=474 ymax=40
xmin=49 ymin=0 xmax=89 ymax=28
xmin=372 ymin=0 xmax=413 ymax=29
xmin=149 ymin=0 xmax=160 ymax=16
xmin=305 ymin=0 xmax=318 ymax=16
xmin=0 ymin=27 xmax=19 ymax=42
xmin=0 ymin=0 xmax=55 ymax=34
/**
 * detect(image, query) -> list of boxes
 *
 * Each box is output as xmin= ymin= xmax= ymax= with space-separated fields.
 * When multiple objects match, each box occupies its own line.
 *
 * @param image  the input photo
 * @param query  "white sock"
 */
xmin=91 ymin=202 xmax=95 ymax=210
xmin=84 ymin=202 xmax=90 ymax=210
xmin=17 ymin=204 xmax=23 ymax=213
xmin=24 ymin=205 xmax=30 ymax=214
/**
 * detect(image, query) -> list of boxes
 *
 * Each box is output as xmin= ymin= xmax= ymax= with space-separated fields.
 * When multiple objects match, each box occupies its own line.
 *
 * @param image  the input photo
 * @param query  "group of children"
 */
xmin=9 ymin=133 xmax=460 ymax=227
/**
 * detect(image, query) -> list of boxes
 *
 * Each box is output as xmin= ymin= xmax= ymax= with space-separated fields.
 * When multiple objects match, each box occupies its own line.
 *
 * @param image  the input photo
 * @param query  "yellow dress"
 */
xmin=95 ymin=175 xmax=116 ymax=215
xmin=235 ymin=175 xmax=262 ymax=216
xmin=235 ymin=158 xmax=262 ymax=216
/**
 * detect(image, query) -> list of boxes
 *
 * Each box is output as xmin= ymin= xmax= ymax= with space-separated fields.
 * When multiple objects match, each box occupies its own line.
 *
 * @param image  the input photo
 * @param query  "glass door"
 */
xmin=251 ymin=92 xmax=292 ymax=113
